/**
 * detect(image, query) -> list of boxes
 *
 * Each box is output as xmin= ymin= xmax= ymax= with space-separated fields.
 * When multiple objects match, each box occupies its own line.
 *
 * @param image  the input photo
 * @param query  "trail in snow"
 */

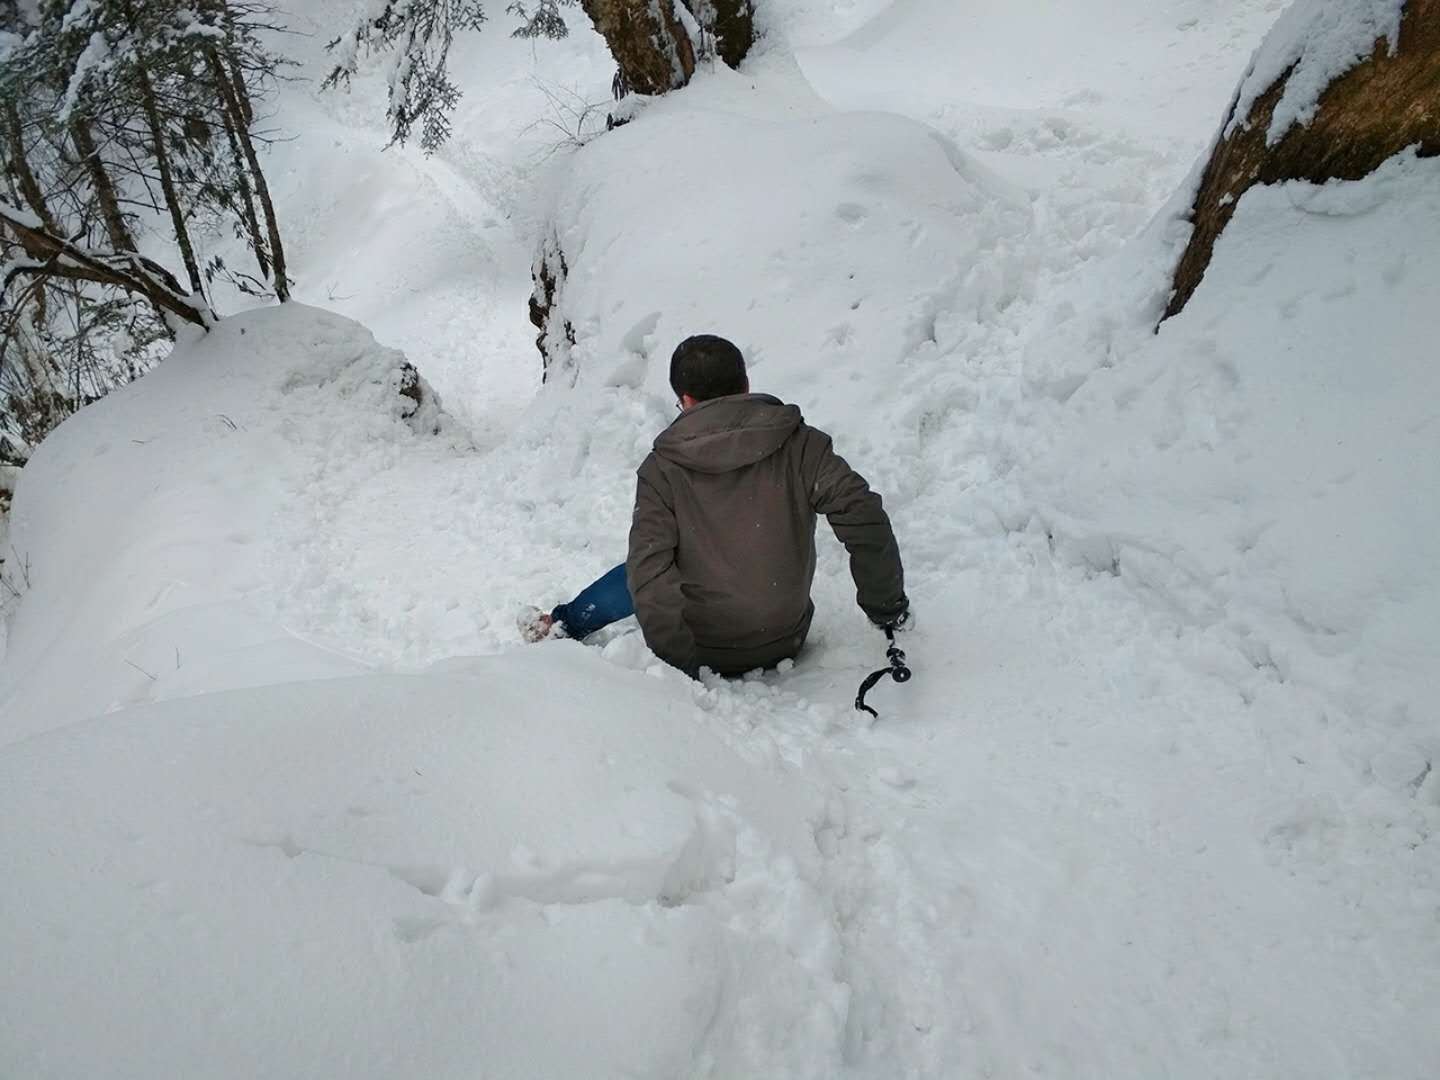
xmin=3 ymin=1 xmax=1436 ymax=1076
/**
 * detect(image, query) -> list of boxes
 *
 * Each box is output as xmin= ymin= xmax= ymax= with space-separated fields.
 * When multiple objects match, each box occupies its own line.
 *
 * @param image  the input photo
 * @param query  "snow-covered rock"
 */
xmin=0 ymin=306 xmax=445 ymax=743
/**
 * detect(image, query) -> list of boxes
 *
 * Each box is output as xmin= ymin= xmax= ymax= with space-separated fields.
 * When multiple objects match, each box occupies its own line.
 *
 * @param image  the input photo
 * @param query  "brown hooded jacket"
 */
xmin=626 ymin=393 xmax=906 ymax=676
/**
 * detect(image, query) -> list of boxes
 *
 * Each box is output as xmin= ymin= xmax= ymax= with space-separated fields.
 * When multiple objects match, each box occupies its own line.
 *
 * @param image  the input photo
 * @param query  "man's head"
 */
xmin=670 ymin=335 xmax=748 ymax=409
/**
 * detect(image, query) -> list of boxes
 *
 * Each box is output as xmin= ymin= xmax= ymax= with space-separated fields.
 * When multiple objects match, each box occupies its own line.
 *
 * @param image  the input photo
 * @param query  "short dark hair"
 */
xmin=670 ymin=335 xmax=748 ymax=401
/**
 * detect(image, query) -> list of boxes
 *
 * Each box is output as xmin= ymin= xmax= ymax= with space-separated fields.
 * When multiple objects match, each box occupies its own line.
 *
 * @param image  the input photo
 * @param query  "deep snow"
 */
xmin=1 ymin=661 xmax=853 ymax=1078
xmin=2 ymin=0 xmax=1437 ymax=1076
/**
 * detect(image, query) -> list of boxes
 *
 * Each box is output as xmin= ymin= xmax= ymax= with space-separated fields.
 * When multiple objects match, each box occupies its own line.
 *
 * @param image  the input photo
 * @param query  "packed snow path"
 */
xmin=2 ymin=1 xmax=1436 ymax=1077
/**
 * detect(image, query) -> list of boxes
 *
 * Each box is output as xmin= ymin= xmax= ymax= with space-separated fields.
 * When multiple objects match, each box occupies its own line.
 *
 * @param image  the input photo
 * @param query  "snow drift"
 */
xmin=0 ymin=307 xmax=445 ymax=744
xmin=1019 ymin=149 xmax=1440 ymax=799
xmin=539 ymin=61 xmax=1033 ymax=422
xmin=0 ymin=660 xmax=848 ymax=1079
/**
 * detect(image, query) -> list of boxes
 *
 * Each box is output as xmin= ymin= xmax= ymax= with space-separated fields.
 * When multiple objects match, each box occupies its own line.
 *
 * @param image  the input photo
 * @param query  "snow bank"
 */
xmin=1229 ymin=0 xmax=1406 ymax=144
xmin=545 ymin=64 xmax=1032 ymax=416
xmin=540 ymin=59 xmax=1032 ymax=495
xmin=1020 ymin=149 xmax=1440 ymax=813
xmin=0 ymin=305 xmax=444 ymax=743
xmin=0 ymin=654 xmax=846 ymax=1078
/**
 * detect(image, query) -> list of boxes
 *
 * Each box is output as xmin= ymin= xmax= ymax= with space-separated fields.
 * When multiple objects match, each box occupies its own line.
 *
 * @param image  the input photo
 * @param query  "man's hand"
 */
xmin=872 ymin=602 xmax=912 ymax=634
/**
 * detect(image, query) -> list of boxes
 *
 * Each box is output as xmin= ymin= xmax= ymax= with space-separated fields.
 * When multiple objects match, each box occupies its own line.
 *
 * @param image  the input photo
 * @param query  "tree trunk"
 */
xmin=1164 ymin=0 xmax=1440 ymax=322
xmin=580 ymin=0 xmax=696 ymax=96
xmin=135 ymin=64 xmax=205 ymax=297
xmin=213 ymin=53 xmax=289 ymax=301
xmin=206 ymin=50 xmax=268 ymax=279
xmin=3 ymin=104 xmax=59 ymax=234
xmin=214 ymin=1 xmax=256 ymax=128
xmin=69 ymin=117 xmax=136 ymax=254
xmin=228 ymin=58 xmax=255 ymax=128
xmin=680 ymin=0 xmax=755 ymax=69
xmin=0 ymin=200 xmax=211 ymax=329
xmin=529 ymin=232 xmax=576 ymax=382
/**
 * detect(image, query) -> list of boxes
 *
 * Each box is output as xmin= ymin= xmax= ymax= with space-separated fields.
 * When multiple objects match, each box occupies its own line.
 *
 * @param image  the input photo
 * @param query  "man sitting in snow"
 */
xmin=523 ymin=334 xmax=909 ymax=677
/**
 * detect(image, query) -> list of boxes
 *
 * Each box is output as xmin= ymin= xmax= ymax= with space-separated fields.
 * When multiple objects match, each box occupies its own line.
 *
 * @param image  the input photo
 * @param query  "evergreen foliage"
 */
xmin=324 ymin=0 xmax=488 ymax=152
xmin=0 ymin=0 xmax=290 ymax=462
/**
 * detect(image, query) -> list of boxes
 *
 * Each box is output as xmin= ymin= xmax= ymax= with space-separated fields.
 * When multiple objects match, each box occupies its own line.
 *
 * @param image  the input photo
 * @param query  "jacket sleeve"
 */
xmin=804 ymin=430 xmax=908 ymax=625
xmin=626 ymin=460 xmax=699 ymax=676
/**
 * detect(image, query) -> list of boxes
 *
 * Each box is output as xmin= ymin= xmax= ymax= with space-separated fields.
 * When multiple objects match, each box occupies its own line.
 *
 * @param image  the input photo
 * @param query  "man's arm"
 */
xmin=626 ymin=462 xmax=699 ymax=675
xmin=804 ymin=430 xmax=908 ymax=626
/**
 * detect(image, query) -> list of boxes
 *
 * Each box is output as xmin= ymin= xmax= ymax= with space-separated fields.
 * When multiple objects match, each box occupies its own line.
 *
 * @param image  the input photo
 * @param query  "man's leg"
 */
xmin=551 ymin=563 xmax=634 ymax=640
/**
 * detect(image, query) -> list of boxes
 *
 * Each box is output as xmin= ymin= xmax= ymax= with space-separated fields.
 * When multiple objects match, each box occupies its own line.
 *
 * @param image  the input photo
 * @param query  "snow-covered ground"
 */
xmin=3 ymin=1 xmax=1437 ymax=1076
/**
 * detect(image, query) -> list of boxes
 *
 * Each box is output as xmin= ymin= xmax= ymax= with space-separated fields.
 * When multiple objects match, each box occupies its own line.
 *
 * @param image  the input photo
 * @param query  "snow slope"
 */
xmin=3 ymin=0 xmax=1437 ymax=1076
xmin=1023 ymin=150 xmax=1440 ymax=768
xmin=1 ymin=663 xmax=850 ymax=1078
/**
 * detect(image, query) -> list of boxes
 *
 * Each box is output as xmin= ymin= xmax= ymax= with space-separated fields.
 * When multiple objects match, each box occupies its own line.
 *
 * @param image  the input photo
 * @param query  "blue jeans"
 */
xmin=551 ymin=563 xmax=634 ymax=640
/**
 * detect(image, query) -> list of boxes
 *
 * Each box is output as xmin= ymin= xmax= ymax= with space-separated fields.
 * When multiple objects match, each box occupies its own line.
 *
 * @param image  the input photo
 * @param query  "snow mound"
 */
xmin=0 ymin=653 xmax=847 ymax=1078
xmin=542 ymin=61 xmax=1033 ymax=429
xmin=0 ymin=306 xmax=445 ymax=744
xmin=1229 ymin=0 xmax=1405 ymax=144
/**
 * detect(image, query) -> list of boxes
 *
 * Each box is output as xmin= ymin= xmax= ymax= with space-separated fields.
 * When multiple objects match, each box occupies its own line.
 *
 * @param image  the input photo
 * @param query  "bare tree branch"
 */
xmin=2 ymin=200 xmax=211 ymax=328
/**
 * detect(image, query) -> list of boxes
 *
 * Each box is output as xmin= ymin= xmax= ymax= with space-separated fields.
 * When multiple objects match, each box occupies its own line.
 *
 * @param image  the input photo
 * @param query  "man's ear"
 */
xmin=680 ymin=393 xmax=700 ymax=410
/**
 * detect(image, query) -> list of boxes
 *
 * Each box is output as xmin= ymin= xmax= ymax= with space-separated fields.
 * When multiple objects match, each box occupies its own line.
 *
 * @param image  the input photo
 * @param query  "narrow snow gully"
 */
xmin=3 ymin=2 xmax=1435 ymax=1077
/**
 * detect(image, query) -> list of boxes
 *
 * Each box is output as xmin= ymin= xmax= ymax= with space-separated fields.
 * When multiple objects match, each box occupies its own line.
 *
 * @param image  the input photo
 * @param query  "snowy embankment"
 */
xmin=0 ymin=308 xmax=853 ymax=1077
xmin=2 ymin=0 xmax=1438 ymax=1076
xmin=1022 ymin=150 xmax=1440 ymax=784
xmin=1 ymin=666 xmax=847 ymax=1077
xmin=0 ymin=311 xmax=424 ymax=741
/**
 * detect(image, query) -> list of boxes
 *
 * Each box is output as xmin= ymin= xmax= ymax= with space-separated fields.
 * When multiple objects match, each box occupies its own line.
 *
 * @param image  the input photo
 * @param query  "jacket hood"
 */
xmin=654 ymin=393 xmax=803 ymax=474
